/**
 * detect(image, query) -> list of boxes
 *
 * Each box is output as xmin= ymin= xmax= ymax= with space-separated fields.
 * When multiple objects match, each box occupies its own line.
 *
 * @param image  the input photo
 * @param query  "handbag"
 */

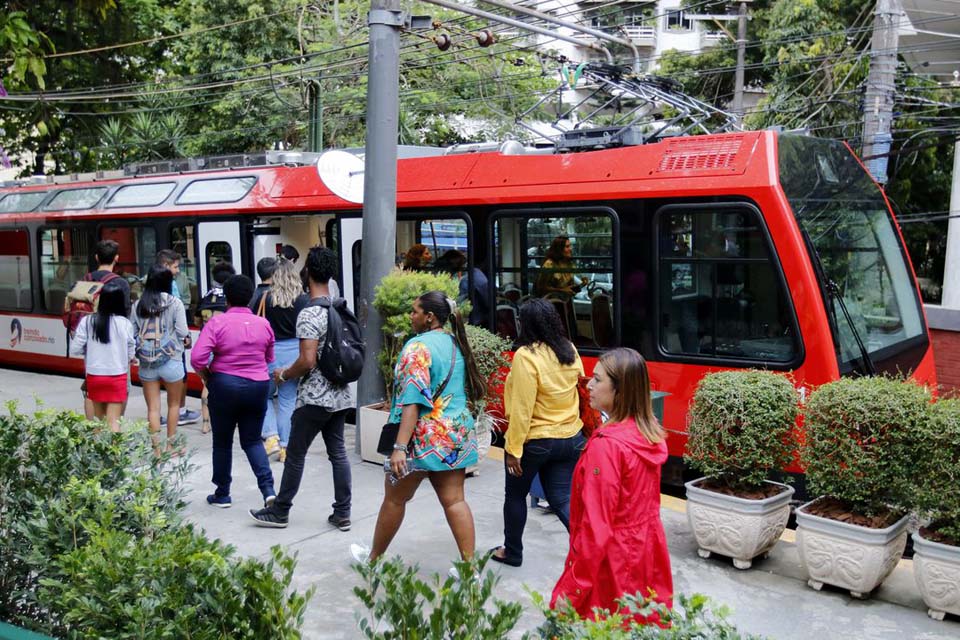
xmin=377 ymin=336 xmax=457 ymax=456
xmin=578 ymin=374 xmax=603 ymax=438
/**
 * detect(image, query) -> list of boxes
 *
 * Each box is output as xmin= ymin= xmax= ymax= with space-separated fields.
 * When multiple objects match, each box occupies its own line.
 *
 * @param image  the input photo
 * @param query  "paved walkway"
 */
xmin=1 ymin=368 xmax=957 ymax=639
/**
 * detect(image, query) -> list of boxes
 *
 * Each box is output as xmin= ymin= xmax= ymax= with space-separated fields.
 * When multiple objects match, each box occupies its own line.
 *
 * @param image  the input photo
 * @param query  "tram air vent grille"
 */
xmin=656 ymin=135 xmax=745 ymax=172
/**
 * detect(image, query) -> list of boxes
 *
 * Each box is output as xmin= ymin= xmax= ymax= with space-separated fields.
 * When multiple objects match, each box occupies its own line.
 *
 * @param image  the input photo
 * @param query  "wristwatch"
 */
xmin=393 ymin=443 xmax=408 ymax=451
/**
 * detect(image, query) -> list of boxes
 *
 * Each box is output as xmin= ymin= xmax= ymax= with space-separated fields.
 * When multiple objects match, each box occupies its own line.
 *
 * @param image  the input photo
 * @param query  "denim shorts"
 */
xmin=138 ymin=357 xmax=185 ymax=383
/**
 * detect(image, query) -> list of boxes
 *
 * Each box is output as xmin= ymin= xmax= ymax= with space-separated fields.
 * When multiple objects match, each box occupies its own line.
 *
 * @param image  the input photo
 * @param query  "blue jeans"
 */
xmin=502 ymin=432 xmax=587 ymax=563
xmin=274 ymin=405 xmax=352 ymax=518
xmin=261 ymin=339 xmax=299 ymax=446
xmin=208 ymin=373 xmax=275 ymax=500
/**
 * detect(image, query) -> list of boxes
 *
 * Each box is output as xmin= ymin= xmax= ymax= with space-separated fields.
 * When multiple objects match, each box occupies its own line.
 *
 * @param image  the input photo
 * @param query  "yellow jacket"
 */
xmin=504 ymin=343 xmax=584 ymax=458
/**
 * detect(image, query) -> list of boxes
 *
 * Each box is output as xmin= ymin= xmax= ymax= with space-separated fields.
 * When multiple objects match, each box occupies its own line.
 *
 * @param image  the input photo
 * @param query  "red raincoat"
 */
xmin=551 ymin=417 xmax=673 ymax=620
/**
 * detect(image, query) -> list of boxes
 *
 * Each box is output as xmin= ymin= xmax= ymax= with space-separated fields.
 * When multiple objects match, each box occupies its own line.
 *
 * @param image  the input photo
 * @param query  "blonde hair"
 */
xmin=270 ymin=258 xmax=303 ymax=308
xmin=598 ymin=348 xmax=665 ymax=444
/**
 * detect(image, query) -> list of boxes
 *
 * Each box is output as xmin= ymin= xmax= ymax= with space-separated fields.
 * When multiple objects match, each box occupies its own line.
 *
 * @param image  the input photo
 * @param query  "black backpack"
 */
xmin=311 ymin=297 xmax=365 ymax=385
xmin=196 ymin=286 xmax=227 ymax=327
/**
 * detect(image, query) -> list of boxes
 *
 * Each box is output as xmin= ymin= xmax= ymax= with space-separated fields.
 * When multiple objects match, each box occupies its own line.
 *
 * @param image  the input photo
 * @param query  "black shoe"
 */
xmin=249 ymin=507 xmax=288 ymax=528
xmin=328 ymin=513 xmax=351 ymax=531
xmin=488 ymin=546 xmax=522 ymax=567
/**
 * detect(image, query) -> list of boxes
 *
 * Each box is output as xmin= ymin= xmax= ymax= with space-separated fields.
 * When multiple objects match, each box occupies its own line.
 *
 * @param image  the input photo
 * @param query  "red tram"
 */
xmin=0 ymin=130 xmax=935 ymax=483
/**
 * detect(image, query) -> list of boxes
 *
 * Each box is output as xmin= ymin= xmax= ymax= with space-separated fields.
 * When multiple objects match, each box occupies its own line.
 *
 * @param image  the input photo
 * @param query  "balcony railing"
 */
xmin=621 ymin=25 xmax=657 ymax=47
xmin=700 ymin=31 xmax=728 ymax=47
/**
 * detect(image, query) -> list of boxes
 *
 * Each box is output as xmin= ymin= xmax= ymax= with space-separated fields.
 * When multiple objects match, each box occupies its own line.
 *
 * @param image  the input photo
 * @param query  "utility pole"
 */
xmin=307 ymin=78 xmax=323 ymax=152
xmin=943 ymin=141 xmax=960 ymax=308
xmin=862 ymin=0 xmax=900 ymax=185
xmin=355 ymin=0 xmax=403 ymax=429
xmin=732 ymin=1 xmax=749 ymax=122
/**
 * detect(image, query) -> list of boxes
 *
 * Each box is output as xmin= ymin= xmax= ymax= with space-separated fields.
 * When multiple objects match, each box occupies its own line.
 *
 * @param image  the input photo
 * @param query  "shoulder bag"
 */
xmin=377 ymin=335 xmax=457 ymax=456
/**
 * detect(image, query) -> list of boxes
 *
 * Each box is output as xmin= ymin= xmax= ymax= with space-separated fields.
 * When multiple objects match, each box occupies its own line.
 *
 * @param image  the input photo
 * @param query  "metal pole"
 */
xmin=732 ymin=1 xmax=748 ymax=121
xmin=942 ymin=140 xmax=960 ymax=309
xmin=356 ymin=0 xmax=402 ymax=437
xmin=862 ymin=0 xmax=899 ymax=185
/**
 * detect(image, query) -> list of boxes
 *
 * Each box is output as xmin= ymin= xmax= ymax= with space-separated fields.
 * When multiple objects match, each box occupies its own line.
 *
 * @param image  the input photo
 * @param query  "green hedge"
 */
xmin=915 ymin=398 xmax=960 ymax=543
xmin=0 ymin=404 xmax=310 ymax=638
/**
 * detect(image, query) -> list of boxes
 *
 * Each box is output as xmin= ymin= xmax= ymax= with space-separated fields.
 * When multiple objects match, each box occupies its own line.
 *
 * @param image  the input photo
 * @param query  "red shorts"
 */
xmin=86 ymin=374 xmax=128 ymax=404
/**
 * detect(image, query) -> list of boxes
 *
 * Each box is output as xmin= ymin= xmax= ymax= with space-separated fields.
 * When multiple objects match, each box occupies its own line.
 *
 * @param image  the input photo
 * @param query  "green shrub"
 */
xmin=915 ymin=398 xmax=960 ymax=544
xmin=684 ymin=370 xmax=798 ymax=492
xmin=373 ymin=268 xmax=463 ymax=398
xmin=532 ymin=591 xmax=767 ymax=639
xmin=352 ymin=555 xmax=522 ymax=639
xmin=0 ymin=404 xmax=312 ymax=637
xmin=463 ymin=323 xmax=511 ymax=415
xmin=801 ymin=377 xmax=930 ymax=517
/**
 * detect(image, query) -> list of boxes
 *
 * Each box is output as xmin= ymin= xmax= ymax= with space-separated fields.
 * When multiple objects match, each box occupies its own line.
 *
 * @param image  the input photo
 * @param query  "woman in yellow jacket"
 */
xmin=491 ymin=298 xmax=586 ymax=567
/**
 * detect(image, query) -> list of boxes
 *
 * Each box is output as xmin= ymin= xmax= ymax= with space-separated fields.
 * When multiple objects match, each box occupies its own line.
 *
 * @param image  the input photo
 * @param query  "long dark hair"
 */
xmin=545 ymin=235 xmax=570 ymax=263
xmin=137 ymin=264 xmax=173 ymax=318
xmin=598 ymin=348 xmax=664 ymax=443
xmin=417 ymin=290 xmax=486 ymax=404
xmin=517 ymin=298 xmax=576 ymax=365
xmin=90 ymin=280 xmax=127 ymax=344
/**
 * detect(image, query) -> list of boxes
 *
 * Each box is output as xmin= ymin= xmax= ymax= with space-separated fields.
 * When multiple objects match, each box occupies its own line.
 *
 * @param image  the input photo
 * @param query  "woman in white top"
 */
xmin=69 ymin=280 xmax=136 ymax=432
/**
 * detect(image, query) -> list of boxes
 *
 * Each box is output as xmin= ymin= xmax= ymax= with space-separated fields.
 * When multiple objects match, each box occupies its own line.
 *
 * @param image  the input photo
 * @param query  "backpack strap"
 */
xmin=434 ymin=335 xmax=457 ymax=399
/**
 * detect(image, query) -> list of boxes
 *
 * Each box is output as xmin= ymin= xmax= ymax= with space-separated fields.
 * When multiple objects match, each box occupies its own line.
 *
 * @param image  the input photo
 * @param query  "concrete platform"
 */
xmin=1 ymin=367 xmax=957 ymax=639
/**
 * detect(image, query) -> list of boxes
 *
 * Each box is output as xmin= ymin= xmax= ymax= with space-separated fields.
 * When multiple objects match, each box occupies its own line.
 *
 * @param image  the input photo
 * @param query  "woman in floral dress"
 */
xmin=354 ymin=290 xmax=487 ymax=564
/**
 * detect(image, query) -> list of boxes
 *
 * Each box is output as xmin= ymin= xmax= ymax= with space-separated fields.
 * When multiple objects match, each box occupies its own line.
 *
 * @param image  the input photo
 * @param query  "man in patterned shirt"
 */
xmin=249 ymin=246 xmax=354 ymax=530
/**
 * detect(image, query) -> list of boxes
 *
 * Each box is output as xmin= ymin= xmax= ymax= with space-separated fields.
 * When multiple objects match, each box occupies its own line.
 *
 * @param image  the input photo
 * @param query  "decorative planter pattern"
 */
xmin=796 ymin=499 xmax=909 ymax=599
xmin=358 ymin=403 xmax=390 ymax=464
xmin=912 ymin=531 xmax=960 ymax=620
xmin=684 ymin=478 xmax=794 ymax=570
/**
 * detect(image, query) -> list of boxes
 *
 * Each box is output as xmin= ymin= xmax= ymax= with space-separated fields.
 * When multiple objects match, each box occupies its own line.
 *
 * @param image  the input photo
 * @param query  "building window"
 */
xmin=0 ymin=229 xmax=31 ymax=310
xmin=666 ymin=10 xmax=692 ymax=31
xmin=657 ymin=207 xmax=798 ymax=363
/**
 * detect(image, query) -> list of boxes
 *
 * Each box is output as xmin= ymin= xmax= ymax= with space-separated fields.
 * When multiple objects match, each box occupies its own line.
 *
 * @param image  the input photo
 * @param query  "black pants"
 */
xmin=274 ymin=405 xmax=352 ymax=518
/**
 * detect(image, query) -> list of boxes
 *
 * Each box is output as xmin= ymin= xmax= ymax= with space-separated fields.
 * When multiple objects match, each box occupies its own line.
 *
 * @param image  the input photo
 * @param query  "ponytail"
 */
xmin=417 ymin=290 xmax=486 ymax=405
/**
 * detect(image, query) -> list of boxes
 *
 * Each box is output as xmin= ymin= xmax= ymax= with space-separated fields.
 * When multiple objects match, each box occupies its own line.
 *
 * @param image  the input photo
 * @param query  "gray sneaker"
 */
xmin=179 ymin=409 xmax=201 ymax=425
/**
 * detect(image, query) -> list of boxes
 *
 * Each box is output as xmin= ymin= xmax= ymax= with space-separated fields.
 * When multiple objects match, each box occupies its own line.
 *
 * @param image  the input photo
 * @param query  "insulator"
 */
xmin=433 ymin=33 xmax=452 ymax=52
xmin=474 ymin=30 xmax=495 ymax=47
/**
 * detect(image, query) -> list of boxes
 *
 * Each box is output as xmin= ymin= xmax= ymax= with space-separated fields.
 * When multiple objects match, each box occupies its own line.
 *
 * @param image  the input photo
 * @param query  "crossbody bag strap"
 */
xmin=433 ymin=335 xmax=457 ymax=399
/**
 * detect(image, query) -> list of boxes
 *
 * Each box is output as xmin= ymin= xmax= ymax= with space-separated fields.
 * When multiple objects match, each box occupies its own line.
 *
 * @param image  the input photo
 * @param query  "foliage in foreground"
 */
xmin=915 ymin=398 xmax=960 ymax=544
xmin=353 ymin=555 xmax=523 ymax=640
xmin=353 ymin=555 xmax=767 ymax=639
xmin=0 ymin=404 xmax=311 ymax=638
xmin=536 ymin=591 xmax=767 ymax=640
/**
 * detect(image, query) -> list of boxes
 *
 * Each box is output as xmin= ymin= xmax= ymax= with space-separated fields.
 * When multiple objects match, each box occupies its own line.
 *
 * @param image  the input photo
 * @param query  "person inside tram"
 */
xmin=534 ymin=236 xmax=587 ymax=299
xmin=437 ymin=249 xmax=489 ymax=326
xmin=402 ymin=244 xmax=432 ymax=272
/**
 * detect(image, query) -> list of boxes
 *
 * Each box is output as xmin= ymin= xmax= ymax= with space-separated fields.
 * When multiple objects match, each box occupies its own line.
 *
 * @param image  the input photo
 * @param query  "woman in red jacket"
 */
xmin=551 ymin=347 xmax=672 ymax=621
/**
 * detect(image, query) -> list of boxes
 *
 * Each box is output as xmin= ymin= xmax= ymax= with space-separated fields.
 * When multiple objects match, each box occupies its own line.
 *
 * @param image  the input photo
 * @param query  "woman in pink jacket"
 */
xmin=551 ymin=347 xmax=672 ymax=622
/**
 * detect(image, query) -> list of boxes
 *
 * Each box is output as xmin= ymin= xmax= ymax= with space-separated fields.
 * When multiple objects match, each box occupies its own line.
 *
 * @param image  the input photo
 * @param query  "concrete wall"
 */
xmin=926 ymin=304 xmax=960 ymax=396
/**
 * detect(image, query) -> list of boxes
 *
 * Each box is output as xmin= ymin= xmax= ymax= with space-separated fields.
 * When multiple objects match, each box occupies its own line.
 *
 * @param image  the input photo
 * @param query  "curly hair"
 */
xmin=270 ymin=258 xmax=303 ymax=308
xmin=305 ymin=246 xmax=338 ymax=285
xmin=516 ymin=298 xmax=576 ymax=365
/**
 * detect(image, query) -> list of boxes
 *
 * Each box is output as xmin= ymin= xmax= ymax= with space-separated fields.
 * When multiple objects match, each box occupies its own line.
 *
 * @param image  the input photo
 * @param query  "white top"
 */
xmin=70 ymin=315 xmax=136 ymax=376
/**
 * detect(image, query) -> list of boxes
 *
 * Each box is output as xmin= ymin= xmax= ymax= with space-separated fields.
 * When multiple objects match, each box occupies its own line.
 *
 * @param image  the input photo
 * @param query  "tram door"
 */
xmin=197 ymin=221 xmax=242 ymax=295
xmin=338 ymin=217 xmax=363 ymax=313
xmin=249 ymin=225 xmax=282 ymax=285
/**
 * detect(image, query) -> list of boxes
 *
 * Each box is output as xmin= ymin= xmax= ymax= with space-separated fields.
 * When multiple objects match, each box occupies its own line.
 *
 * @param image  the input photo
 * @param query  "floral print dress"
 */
xmin=389 ymin=329 xmax=478 ymax=472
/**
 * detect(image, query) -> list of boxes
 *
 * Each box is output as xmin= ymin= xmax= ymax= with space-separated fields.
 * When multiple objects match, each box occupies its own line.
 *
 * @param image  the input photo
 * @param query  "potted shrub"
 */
xmin=797 ymin=376 xmax=930 ymax=599
xmin=683 ymin=370 xmax=798 ymax=569
xmin=912 ymin=398 xmax=960 ymax=620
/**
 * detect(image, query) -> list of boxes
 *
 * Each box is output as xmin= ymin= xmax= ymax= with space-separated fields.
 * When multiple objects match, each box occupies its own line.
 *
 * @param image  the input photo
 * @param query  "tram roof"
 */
xmin=0 ymin=130 xmax=781 ymax=221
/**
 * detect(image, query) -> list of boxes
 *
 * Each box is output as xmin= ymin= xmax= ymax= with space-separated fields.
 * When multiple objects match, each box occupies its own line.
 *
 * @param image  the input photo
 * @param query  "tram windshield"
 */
xmin=778 ymin=135 xmax=925 ymax=373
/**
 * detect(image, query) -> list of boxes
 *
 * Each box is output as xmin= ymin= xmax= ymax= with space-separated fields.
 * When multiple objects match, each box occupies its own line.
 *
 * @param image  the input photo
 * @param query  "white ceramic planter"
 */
xmin=358 ymin=403 xmax=390 ymax=464
xmin=796 ymin=499 xmax=909 ymax=599
xmin=684 ymin=477 xmax=795 ymax=570
xmin=912 ymin=531 xmax=960 ymax=620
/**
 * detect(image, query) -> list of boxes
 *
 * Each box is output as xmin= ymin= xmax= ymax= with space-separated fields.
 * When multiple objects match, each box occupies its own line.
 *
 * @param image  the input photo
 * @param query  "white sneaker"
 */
xmin=350 ymin=543 xmax=370 ymax=564
xmin=448 ymin=566 xmax=461 ymax=581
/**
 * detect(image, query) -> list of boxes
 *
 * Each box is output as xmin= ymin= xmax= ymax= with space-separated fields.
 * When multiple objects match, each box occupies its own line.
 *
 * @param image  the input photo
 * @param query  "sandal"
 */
xmin=488 ymin=546 xmax=522 ymax=567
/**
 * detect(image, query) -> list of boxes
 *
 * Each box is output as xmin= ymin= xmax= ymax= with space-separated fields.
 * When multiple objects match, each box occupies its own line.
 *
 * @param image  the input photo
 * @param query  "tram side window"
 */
xmin=170 ymin=225 xmax=198 ymax=319
xmin=658 ymin=208 xmax=797 ymax=363
xmin=494 ymin=213 xmax=615 ymax=348
xmin=99 ymin=226 xmax=157 ymax=304
xmin=0 ymin=229 xmax=31 ymax=310
xmin=40 ymin=227 xmax=94 ymax=313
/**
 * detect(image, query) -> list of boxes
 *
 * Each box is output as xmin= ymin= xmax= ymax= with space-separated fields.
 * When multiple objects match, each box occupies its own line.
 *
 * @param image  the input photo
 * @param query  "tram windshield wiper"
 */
xmin=825 ymin=279 xmax=876 ymax=376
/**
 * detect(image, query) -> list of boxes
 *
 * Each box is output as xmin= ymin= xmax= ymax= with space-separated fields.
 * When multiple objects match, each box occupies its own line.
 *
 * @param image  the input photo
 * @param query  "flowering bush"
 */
xmin=684 ymin=370 xmax=798 ymax=493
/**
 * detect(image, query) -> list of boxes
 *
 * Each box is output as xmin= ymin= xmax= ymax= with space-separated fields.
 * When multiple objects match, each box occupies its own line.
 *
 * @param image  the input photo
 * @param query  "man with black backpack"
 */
xmin=249 ymin=246 xmax=363 ymax=530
